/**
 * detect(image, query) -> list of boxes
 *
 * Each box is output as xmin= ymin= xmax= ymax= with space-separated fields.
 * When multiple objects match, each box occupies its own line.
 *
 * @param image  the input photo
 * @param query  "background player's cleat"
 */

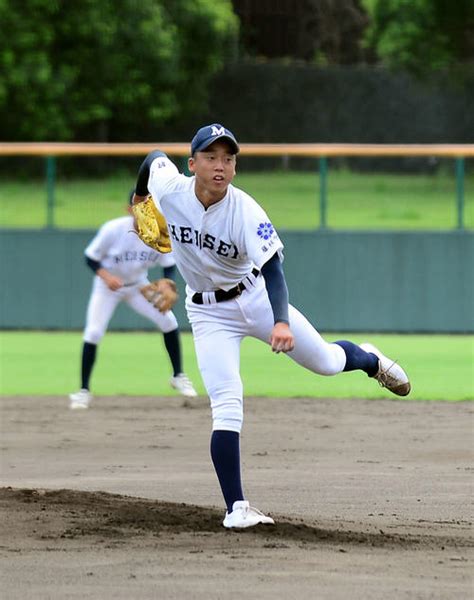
xmin=223 ymin=500 xmax=275 ymax=529
xmin=170 ymin=373 xmax=198 ymax=398
xmin=360 ymin=343 xmax=411 ymax=396
xmin=69 ymin=389 xmax=92 ymax=410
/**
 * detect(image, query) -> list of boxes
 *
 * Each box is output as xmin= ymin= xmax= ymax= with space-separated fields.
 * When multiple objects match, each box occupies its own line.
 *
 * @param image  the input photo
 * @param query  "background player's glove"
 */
xmin=140 ymin=278 xmax=178 ymax=313
xmin=132 ymin=196 xmax=172 ymax=253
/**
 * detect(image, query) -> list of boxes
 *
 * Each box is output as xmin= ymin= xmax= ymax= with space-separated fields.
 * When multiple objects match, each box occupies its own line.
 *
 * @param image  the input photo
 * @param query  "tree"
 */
xmin=363 ymin=0 xmax=474 ymax=76
xmin=231 ymin=0 xmax=369 ymax=65
xmin=0 ymin=0 xmax=238 ymax=141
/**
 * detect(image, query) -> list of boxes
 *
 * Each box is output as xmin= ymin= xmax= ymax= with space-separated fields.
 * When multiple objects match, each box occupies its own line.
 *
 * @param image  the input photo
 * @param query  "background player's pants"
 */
xmin=186 ymin=277 xmax=346 ymax=433
xmin=83 ymin=277 xmax=178 ymax=344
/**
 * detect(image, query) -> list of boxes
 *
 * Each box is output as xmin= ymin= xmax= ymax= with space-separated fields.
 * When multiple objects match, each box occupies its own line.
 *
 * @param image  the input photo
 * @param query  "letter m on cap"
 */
xmin=211 ymin=125 xmax=225 ymax=136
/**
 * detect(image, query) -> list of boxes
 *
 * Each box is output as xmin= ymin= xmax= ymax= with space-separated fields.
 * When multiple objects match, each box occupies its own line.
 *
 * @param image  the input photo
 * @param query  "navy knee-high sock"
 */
xmin=334 ymin=340 xmax=379 ymax=376
xmin=210 ymin=430 xmax=245 ymax=513
xmin=81 ymin=342 xmax=97 ymax=390
xmin=163 ymin=329 xmax=182 ymax=377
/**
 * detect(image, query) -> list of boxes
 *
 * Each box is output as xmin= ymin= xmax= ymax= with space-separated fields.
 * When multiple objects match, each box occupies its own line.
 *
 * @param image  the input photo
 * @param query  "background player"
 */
xmin=69 ymin=191 xmax=197 ymax=409
xmin=132 ymin=123 xmax=410 ymax=528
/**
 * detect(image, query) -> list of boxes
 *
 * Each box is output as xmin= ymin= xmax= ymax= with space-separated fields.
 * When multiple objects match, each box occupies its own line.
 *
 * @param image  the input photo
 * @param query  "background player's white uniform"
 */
xmin=69 ymin=213 xmax=197 ymax=409
xmin=83 ymin=215 xmax=178 ymax=343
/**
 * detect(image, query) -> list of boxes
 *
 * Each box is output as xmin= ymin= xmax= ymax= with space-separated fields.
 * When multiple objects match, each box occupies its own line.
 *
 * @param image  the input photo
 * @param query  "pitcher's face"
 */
xmin=188 ymin=140 xmax=236 ymax=203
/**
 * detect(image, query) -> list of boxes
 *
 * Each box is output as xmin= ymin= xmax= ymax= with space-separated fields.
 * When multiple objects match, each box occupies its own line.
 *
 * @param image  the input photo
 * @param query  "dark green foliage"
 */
xmin=232 ymin=0 xmax=369 ymax=64
xmin=194 ymin=63 xmax=474 ymax=149
xmin=364 ymin=0 xmax=474 ymax=75
xmin=0 ymin=0 xmax=237 ymax=141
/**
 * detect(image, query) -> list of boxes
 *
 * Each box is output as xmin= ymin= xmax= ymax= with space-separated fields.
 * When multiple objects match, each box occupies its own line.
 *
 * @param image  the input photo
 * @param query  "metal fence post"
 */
xmin=319 ymin=156 xmax=328 ymax=229
xmin=180 ymin=156 xmax=190 ymax=176
xmin=46 ymin=156 xmax=56 ymax=228
xmin=455 ymin=157 xmax=465 ymax=230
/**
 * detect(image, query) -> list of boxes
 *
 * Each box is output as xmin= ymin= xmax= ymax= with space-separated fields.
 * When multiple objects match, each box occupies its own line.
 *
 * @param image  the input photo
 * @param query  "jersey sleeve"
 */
xmin=235 ymin=195 xmax=284 ymax=270
xmin=84 ymin=222 xmax=115 ymax=261
xmin=147 ymin=155 xmax=181 ymax=209
xmin=154 ymin=250 xmax=176 ymax=269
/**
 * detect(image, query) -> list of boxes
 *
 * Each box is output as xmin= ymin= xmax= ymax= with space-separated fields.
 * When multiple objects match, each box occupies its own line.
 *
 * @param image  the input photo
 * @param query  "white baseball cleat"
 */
xmin=360 ymin=343 xmax=411 ymax=397
xmin=223 ymin=500 xmax=275 ymax=529
xmin=69 ymin=389 xmax=92 ymax=410
xmin=169 ymin=373 xmax=198 ymax=398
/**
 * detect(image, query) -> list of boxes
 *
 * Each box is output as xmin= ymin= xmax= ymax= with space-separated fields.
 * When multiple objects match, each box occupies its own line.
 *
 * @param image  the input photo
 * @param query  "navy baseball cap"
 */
xmin=191 ymin=123 xmax=240 ymax=155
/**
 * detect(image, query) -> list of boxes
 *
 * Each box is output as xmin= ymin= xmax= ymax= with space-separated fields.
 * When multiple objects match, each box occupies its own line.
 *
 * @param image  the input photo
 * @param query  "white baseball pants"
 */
xmin=83 ymin=277 xmax=178 ymax=344
xmin=186 ymin=277 xmax=346 ymax=433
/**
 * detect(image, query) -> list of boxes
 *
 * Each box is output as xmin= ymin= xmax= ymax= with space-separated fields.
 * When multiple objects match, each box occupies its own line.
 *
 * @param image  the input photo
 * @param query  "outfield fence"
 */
xmin=1 ymin=142 xmax=473 ymax=230
xmin=1 ymin=143 xmax=473 ymax=331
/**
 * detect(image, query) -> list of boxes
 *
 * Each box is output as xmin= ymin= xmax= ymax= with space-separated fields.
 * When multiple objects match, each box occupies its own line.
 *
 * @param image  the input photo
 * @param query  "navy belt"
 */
xmin=192 ymin=268 xmax=260 ymax=305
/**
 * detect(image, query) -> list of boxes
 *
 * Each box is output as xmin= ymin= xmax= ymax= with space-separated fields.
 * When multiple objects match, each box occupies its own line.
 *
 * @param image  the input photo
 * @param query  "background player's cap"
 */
xmin=128 ymin=189 xmax=136 ymax=205
xmin=191 ymin=123 xmax=240 ymax=155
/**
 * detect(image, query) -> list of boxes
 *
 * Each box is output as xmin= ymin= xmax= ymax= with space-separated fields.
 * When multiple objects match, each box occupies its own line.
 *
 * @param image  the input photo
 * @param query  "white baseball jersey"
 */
xmin=82 ymin=215 xmax=178 ymax=344
xmin=142 ymin=154 xmax=346 ymax=435
xmin=85 ymin=215 xmax=175 ymax=285
xmin=146 ymin=156 xmax=284 ymax=293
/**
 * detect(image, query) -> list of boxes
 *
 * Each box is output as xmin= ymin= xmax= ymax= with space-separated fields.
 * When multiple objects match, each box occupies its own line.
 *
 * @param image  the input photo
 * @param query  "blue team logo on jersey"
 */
xmin=257 ymin=222 xmax=274 ymax=240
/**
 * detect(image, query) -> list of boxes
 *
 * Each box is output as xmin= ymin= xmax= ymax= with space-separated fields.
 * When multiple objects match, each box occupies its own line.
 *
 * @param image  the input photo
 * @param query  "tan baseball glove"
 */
xmin=140 ymin=278 xmax=178 ymax=313
xmin=132 ymin=196 xmax=172 ymax=253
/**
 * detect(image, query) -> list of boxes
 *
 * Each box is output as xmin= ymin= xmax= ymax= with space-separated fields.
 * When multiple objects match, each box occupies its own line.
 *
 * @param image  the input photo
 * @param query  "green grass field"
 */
xmin=1 ymin=168 xmax=472 ymax=402
xmin=0 ymin=331 xmax=472 ymax=401
xmin=1 ymin=169 xmax=472 ymax=230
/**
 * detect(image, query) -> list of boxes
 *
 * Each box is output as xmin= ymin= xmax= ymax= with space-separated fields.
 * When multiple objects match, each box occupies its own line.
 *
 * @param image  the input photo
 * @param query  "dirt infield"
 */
xmin=1 ymin=395 xmax=472 ymax=599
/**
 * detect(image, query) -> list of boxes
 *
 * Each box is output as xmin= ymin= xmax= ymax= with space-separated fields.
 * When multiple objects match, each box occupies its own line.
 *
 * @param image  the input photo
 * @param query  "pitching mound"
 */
xmin=1 ymin=487 xmax=465 ymax=550
xmin=1 ymin=395 xmax=472 ymax=599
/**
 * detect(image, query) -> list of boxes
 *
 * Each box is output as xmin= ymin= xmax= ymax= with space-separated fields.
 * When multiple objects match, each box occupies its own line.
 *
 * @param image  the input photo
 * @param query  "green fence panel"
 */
xmin=281 ymin=231 xmax=473 ymax=332
xmin=0 ymin=229 xmax=189 ymax=331
xmin=0 ymin=230 xmax=472 ymax=332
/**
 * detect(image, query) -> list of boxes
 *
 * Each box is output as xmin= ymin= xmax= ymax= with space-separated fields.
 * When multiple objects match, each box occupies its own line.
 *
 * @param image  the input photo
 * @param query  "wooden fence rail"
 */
xmin=1 ymin=143 xmax=472 ymax=229
xmin=1 ymin=142 xmax=474 ymax=157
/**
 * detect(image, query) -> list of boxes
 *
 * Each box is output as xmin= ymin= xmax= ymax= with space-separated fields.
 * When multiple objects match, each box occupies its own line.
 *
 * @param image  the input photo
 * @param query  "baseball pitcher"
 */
xmin=131 ymin=124 xmax=411 ymax=528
